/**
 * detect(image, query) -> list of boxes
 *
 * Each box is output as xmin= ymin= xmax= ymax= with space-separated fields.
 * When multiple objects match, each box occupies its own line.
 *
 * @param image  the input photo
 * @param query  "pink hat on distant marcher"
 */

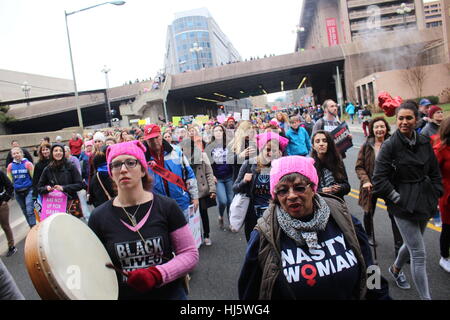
xmin=256 ymin=132 xmax=289 ymax=152
xmin=106 ymin=140 xmax=148 ymax=176
xmin=270 ymin=156 xmax=318 ymax=197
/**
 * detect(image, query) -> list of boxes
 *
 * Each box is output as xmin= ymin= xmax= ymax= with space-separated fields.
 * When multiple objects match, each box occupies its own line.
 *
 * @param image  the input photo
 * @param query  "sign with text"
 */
xmin=241 ymin=109 xmax=250 ymax=121
xmin=41 ymin=190 xmax=68 ymax=221
xmin=326 ymin=18 xmax=339 ymax=46
xmin=330 ymin=122 xmax=353 ymax=154
xmin=188 ymin=205 xmax=202 ymax=248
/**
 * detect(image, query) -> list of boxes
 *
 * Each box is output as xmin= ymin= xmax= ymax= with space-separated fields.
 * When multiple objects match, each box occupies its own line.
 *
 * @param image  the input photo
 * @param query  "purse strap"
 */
xmin=96 ymin=172 xmax=112 ymax=200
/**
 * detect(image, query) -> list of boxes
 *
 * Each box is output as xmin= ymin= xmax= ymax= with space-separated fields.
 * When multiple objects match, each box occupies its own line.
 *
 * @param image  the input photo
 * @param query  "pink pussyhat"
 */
xmin=270 ymin=156 xmax=318 ymax=198
xmin=256 ymin=132 xmax=289 ymax=152
xmin=106 ymin=140 xmax=148 ymax=176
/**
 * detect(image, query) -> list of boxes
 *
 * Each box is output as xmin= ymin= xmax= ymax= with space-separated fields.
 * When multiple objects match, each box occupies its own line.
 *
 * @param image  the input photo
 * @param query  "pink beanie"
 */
xmin=256 ymin=132 xmax=289 ymax=152
xmin=84 ymin=140 xmax=94 ymax=147
xmin=106 ymin=140 xmax=148 ymax=176
xmin=270 ymin=156 xmax=318 ymax=197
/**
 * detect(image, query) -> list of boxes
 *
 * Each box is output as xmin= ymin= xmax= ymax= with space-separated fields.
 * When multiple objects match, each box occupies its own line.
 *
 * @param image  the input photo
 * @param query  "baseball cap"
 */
xmin=419 ymin=98 xmax=432 ymax=107
xmin=143 ymin=124 xmax=161 ymax=140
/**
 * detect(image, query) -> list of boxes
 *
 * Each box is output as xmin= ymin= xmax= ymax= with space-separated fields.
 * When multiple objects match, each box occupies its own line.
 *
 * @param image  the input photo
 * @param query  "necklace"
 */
xmin=121 ymin=204 xmax=141 ymax=226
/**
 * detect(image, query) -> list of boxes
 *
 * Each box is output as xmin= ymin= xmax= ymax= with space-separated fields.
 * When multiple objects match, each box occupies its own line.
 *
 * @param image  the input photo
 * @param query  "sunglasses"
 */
xmin=109 ymin=159 xmax=140 ymax=171
xmin=275 ymin=184 xmax=310 ymax=197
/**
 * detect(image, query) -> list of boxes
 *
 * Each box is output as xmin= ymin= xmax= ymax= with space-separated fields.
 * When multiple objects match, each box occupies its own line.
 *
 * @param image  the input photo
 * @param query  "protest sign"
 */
xmin=330 ymin=122 xmax=353 ymax=154
xmin=41 ymin=190 xmax=68 ymax=221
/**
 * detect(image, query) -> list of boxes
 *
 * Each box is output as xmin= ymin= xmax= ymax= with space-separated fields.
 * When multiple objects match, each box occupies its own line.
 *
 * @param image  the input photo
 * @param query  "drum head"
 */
xmin=27 ymin=213 xmax=118 ymax=300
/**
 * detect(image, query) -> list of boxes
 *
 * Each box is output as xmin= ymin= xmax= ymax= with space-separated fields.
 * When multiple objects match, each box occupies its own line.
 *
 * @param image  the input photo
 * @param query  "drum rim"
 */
xmin=39 ymin=213 xmax=119 ymax=300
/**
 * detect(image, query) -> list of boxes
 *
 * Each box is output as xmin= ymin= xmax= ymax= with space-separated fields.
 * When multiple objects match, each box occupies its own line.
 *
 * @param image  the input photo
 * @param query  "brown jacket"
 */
xmin=355 ymin=138 xmax=378 ymax=213
xmin=179 ymin=139 xmax=216 ymax=199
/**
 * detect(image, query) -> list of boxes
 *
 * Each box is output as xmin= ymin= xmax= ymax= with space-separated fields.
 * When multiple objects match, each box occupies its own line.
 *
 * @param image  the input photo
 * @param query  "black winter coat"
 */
xmin=0 ymin=170 xmax=14 ymax=205
xmin=32 ymin=159 xmax=50 ymax=198
xmin=233 ymin=160 xmax=262 ymax=241
xmin=373 ymin=130 xmax=443 ymax=221
xmin=37 ymin=161 xmax=83 ymax=200
xmin=88 ymin=171 xmax=115 ymax=207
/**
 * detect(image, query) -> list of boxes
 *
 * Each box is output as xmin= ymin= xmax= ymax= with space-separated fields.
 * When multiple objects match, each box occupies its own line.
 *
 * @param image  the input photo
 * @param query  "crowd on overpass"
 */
xmin=0 ymin=97 xmax=449 ymax=300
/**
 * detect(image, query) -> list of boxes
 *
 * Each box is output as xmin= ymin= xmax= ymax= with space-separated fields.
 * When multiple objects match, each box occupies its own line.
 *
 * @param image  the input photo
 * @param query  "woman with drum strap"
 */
xmin=88 ymin=141 xmax=199 ymax=300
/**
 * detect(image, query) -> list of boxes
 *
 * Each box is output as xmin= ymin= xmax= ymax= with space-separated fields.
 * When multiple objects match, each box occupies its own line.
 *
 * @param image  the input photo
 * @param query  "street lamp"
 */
xmin=396 ymin=3 xmax=412 ymax=28
xmin=64 ymin=1 xmax=126 ymax=129
xmin=21 ymin=81 xmax=31 ymax=105
xmin=189 ymin=42 xmax=203 ymax=70
xmin=101 ymin=65 xmax=112 ymax=127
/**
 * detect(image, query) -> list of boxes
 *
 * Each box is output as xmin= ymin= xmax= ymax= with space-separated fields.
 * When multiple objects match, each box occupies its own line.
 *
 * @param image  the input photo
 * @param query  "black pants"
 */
xmin=441 ymin=224 xmax=450 ymax=258
xmin=365 ymin=197 xmax=403 ymax=255
xmin=388 ymin=211 xmax=404 ymax=256
xmin=199 ymin=198 xmax=210 ymax=238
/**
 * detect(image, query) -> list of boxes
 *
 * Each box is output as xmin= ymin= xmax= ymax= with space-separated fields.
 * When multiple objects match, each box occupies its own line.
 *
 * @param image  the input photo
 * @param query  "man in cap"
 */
xmin=417 ymin=98 xmax=432 ymax=132
xmin=142 ymin=124 xmax=199 ymax=222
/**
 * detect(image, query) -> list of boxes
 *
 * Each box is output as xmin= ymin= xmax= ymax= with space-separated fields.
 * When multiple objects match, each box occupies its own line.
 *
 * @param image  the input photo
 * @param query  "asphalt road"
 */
xmin=1 ymin=128 xmax=449 ymax=300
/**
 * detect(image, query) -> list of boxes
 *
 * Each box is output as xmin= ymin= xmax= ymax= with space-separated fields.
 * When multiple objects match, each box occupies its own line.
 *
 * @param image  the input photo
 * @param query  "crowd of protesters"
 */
xmin=0 ymin=97 xmax=449 ymax=301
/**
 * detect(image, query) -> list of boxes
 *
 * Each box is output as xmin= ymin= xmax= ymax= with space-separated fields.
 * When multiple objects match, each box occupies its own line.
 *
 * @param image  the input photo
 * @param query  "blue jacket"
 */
xmin=146 ymin=140 xmax=198 ymax=211
xmin=286 ymin=127 xmax=311 ymax=156
xmin=346 ymin=103 xmax=355 ymax=115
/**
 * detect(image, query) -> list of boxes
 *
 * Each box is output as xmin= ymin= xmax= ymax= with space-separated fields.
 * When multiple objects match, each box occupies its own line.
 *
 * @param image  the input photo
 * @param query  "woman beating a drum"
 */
xmin=88 ymin=140 xmax=199 ymax=300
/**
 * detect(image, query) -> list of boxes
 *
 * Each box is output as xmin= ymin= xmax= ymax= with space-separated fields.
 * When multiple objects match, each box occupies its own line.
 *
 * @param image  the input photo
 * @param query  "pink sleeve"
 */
xmin=155 ymin=224 xmax=199 ymax=285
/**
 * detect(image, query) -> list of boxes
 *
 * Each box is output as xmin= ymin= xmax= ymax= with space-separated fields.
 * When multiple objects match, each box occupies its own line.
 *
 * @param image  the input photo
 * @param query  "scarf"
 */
xmin=276 ymin=194 xmax=331 ymax=249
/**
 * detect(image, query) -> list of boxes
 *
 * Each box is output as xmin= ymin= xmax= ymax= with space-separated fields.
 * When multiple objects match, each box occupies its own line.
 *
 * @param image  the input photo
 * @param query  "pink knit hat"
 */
xmin=270 ymin=156 xmax=318 ymax=197
xmin=84 ymin=140 xmax=94 ymax=147
xmin=256 ymin=132 xmax=289 ymax=152
xmin=106 ymin=140 xmax=148 ymax=176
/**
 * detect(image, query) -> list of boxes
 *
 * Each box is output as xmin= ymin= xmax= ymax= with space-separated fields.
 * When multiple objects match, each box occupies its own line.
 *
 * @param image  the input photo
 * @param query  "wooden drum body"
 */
xmin=24 ymin=213 xmax=118 ymax=300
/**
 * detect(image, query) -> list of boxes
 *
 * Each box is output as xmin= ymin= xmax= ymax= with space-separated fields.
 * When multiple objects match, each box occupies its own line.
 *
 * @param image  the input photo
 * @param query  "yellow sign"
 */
xmin=195 ymin=115 xmax=210 ymax=124
xmin=138 ymin=119 xmax=147 ymax=126
xmin=172 ymin=116 xmax=182 ymax=125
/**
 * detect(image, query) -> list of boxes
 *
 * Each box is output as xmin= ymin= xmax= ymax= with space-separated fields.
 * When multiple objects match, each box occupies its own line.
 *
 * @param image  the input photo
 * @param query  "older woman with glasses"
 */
xmin=88 ymin=141 xmax=198 ymax=300
xmin=238 ymin=155 xmax=390 ymax=300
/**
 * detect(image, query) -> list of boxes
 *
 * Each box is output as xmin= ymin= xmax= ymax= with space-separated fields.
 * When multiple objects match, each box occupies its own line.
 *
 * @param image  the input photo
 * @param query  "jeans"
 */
xmin=216 ymin=176 xmax=234 ymax=220
xmin=394 ymin=216 xmax=431 ymax=300
xmin=15 ymin=188 xmax=36 ymax=227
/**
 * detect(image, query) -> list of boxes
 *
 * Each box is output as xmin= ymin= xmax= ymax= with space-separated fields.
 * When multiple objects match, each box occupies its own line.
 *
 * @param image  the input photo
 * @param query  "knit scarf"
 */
xmin=276 ymin=194 xmax=331 ymax=249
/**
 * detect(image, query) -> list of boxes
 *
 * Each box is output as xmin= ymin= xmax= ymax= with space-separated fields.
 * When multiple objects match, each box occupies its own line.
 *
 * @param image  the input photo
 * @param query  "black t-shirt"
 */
xmin=88 ymin=193 xmax=187 ymax=300
xmin=253 ymin=170 xmax=271 ymax=216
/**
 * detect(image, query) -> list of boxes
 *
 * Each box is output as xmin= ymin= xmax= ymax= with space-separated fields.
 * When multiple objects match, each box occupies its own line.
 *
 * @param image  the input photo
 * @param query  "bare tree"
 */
xmin=401 ymin=65 xmax=428 ymax=98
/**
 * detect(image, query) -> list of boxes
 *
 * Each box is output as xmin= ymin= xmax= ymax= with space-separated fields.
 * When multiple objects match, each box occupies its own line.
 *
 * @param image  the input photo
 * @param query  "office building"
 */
xmin=424 ymin=0 xmax=443 ymax=28
xmin=164 ymin=8 xmax=241 ymax=75
xmin=296 ymin=0 xmax=426 ymax=51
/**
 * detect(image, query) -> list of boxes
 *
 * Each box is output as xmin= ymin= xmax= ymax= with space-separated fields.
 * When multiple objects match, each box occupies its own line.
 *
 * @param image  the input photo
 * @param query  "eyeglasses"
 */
xmin=109 ymin=159 xmax=139 ymax=171
xmin=275 ymin=184 xmax=310 ymax=197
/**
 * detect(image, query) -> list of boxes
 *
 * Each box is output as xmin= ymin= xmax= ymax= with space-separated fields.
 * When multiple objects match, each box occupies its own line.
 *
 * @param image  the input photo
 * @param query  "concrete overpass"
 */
xmin=2 ymin=27 xmax=443 ymax=132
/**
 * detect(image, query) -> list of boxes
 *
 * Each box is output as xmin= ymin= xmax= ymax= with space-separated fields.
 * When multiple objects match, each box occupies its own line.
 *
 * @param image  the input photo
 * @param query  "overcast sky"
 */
xmin=0 ymin=0 xmax=303 ymax=91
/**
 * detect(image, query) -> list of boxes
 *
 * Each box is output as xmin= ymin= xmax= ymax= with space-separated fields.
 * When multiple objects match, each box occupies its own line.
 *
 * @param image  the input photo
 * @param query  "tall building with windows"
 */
xmin=164 ymin=8 xmax=241 ymax=75
xmin=424 ymin=0 xmax=443 ymax=28
xmin=296 ymin=0 xmax=426 ymax=51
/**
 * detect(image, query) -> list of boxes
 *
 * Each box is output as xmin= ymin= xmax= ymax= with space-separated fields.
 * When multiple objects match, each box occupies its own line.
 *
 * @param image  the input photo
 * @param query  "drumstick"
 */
xmin=105 ymin=263 xmax=128 ymax=277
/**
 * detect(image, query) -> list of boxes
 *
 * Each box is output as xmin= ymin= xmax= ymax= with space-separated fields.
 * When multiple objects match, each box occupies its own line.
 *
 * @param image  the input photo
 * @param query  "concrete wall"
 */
xmin=354 ymin=62 xmax=450 ymax=105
